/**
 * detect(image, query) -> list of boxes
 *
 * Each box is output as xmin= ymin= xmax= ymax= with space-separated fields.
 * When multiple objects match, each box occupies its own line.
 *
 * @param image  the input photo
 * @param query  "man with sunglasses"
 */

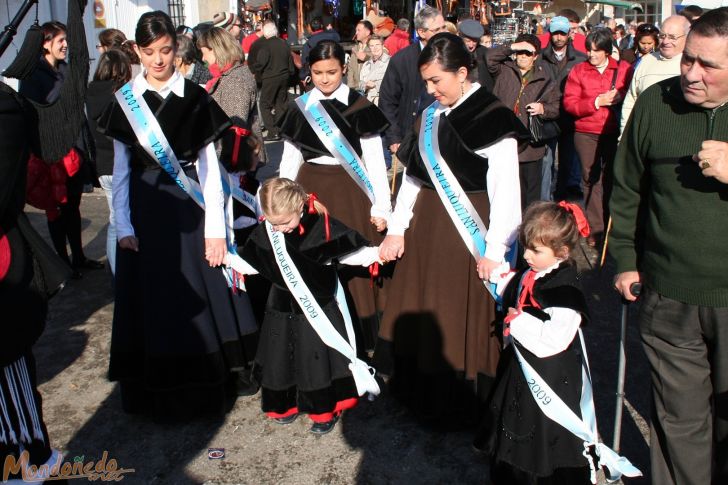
xmin=379 ymin=6 xmax=442 ymax=158
xmin=612 ymin=8 xmax=728 ymax=484
xmin=620 ymin=15 xmax=691 ymax=135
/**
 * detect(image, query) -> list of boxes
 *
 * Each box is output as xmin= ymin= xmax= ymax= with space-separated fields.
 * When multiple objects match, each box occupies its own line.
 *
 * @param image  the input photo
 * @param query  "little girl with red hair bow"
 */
xmin=476 ymin=200 xmax=601 ymax=484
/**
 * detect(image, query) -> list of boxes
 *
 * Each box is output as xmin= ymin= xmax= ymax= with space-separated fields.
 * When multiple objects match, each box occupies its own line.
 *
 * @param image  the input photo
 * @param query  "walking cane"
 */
xmin=390 ymin=155 xmax=399 ymax=195
xmin=613 ymin=282 xmax=642 ymax=453
xmin=600 ymin=216 xmax=612 ymax=268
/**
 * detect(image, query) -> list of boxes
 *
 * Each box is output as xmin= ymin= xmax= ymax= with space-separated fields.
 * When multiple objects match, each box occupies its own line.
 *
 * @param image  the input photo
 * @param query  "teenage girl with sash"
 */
xmin=477 ymin=201 xmax=640 ymax=484
xmin=376 ymin=33 xmax=527 ymax=421
xmin=277 ymin=40 xmax=391 ymax=352
xmin=225 ymin=178 xmax=382 ymax=434
xmin=97 ymin=11 xmax=258 ymax=417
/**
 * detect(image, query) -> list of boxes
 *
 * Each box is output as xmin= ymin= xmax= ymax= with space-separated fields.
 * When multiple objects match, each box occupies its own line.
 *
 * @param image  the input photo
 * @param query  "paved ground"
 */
xmin=27 ymin=140 xmax=652 ymax=484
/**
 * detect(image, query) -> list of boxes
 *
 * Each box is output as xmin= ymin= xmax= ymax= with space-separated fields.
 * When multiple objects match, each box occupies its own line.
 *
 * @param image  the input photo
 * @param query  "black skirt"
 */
xmin=477 ymin=340 xmax=591 ymax=482
xmin=254 ymin=285 xmax=359 ymax=416
xmin=109 ymin=165 xmax=258 ymax=417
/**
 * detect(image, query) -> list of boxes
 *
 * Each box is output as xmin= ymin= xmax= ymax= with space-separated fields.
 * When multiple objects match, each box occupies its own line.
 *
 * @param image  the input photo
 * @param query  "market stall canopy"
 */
xmin=584 ymin=0 xmax=644 ymax=9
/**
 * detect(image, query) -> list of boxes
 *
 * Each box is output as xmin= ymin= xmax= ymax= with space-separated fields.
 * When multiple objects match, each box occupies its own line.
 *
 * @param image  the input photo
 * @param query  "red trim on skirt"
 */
xmin=265 ymin=397 xmax=359 ymax=422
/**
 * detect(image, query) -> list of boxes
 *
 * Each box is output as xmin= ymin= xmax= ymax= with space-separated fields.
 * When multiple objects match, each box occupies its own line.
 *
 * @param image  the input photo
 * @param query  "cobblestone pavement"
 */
xmin=27 ymin=141 xmax=651 ymax=484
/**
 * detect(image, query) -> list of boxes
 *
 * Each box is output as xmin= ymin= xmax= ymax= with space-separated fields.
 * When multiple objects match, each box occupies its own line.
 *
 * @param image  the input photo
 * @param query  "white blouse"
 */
xmin=387 ymin=82 xmax=521 ymax=263
xmin=112 ymin=71 xmax=226 ymax=241
xmin=278 ymin=83 xmax=392 ymax=220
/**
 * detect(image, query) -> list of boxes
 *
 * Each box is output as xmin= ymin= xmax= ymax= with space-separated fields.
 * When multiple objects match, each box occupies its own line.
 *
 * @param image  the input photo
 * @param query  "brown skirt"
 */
xmin=296 ymin=162 xmax=388 ymax=351
xmin=377 ymin=188 xmax=500 ymax=388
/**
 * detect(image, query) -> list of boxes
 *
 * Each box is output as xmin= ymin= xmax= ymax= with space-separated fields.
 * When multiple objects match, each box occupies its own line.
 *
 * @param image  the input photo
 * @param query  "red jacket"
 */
xmin=384 ymin=29 xmax=411 ymax=57
xmin=563 ymin=58 xmax=632 ymax=135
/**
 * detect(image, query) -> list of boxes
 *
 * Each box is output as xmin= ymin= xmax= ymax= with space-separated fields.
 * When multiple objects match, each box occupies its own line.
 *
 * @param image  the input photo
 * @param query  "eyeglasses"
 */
xmin=514 ymin=50 xmax=535 ymax=57
xmin=658 ymin=33 xmax=686 ymax=41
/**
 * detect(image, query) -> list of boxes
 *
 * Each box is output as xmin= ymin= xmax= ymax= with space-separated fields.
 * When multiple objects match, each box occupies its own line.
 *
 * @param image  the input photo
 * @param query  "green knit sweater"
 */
xmin=611 ymin=76 xmax=728 ymax=307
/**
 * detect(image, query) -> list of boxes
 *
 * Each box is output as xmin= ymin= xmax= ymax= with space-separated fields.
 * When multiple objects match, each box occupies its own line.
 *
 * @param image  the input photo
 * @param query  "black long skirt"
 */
xmin=109 ymin=166 xmax=258 ymax=418
xmin=254 ymin=286 xmax=359 ymax=416
xmin=477 ymin=341 xmax=591 ymax=483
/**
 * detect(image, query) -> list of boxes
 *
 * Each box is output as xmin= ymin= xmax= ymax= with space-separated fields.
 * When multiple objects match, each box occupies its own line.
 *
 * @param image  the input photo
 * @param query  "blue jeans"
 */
xmin=98 ymin=175 xmax=116 ymax=275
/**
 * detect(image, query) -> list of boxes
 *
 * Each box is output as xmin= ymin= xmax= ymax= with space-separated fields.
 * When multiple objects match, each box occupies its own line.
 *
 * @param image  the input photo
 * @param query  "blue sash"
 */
xmin=295 ymin=92 xmax=376 ymax=203
xmin=419 ymin=101 xmax=515 ymax=302
xmin=115 ymin=81 xmax=243 ymax=290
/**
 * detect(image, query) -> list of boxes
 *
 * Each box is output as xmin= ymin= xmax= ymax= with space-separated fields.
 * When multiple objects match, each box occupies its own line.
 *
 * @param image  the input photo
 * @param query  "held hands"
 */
xmin=477 ymin=257 xmax=500 ymax=281
xmin=119 ymin=236 xmax=139 ymax=252
xmin=379 ymin=235 xmax=405 ymax=262
xmin=370 ymin=216 xmax=387 ymax=233
xmin=205 ymin=238 xmax=226 ymax=267
xmin=694 ymin=140 xmax=728 ymax=184
xmin=614 ymin=271 xmax=641 ymax=302
xmin=525 ymin=102 xmax=544 ymax=116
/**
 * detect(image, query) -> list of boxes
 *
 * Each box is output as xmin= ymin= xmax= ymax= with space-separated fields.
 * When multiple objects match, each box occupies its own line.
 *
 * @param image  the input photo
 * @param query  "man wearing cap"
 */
xmin=539 ymin=15 xmax=586 ymax=201
xmin=213 ymin=12 xmax=242 ymax=40
xmin=538 ymin=9 xmax=586 ymax=54
xmin=458 ymin=19 xmax=494 ymax=92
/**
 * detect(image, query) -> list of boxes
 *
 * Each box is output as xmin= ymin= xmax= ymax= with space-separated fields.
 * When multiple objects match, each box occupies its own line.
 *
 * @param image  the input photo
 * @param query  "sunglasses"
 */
xmin=514 ymin=50 xmax=535 ymax=57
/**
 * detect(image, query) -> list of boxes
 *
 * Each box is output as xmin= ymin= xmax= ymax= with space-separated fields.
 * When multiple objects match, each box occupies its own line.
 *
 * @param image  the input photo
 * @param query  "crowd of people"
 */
xmin=1 ymin=1 xmax=727 ymax=484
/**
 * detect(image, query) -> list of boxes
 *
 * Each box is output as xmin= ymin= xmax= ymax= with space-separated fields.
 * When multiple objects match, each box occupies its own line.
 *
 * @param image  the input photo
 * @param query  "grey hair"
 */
xmin=262 ymin=20 xmax=278 ymax=38
xmin=661 ymin=14 xmax=691 ymax=36
xmin=414 ymin=6 xmax=441 ymax=31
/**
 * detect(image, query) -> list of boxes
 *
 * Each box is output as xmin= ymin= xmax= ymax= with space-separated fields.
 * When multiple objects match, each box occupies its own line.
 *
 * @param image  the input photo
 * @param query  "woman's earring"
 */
xmin=460 ymin=81 xmax=465 ymax=97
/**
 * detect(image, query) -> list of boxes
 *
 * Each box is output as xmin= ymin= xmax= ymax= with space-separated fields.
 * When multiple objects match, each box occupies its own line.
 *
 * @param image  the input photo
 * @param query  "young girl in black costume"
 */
xmin=481 ymin=201 xmax=595 ymax=484
xmin=97 ymin=11 xmax=257 ymax=417
xmin=225 ymin=178 xmax=382 ymax=434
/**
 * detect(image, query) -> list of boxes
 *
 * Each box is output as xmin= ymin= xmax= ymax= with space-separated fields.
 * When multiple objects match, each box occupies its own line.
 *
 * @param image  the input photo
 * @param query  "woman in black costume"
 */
xmin=97 ymin=11 xmax=257 ymax=417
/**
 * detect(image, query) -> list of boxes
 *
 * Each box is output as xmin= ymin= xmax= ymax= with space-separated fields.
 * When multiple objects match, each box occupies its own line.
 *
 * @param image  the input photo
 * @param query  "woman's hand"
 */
xmin=477 ymin=257 xmax=500 ymax=281
xmin=525 ymin=102 xmax=544 ymax=116
xmin=379 ymin=235 xmax=405 ymax=262
xmin=510 ymin=41 xmax=536 ymax=54
xmin=119 ymin=236 xmax=139 ymax=252
xmin=205 ymin=238 xmax=227 ymax=267
xmin=597 ymin=89 xmax=620 ymax=107
xmin=370 ymin=216 xmax=387 ymax=232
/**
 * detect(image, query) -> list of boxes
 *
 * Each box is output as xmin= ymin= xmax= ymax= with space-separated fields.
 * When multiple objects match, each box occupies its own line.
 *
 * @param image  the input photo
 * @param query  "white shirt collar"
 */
xmin=306 ymin=83 xmax=350 ymax=108
xmin=436 ymin=82 xmax=482 ymax=116
xmin=534 ymin=260 xmax=564 ymax=280
xmin=132 ymin=69 xmax=185 ymax=99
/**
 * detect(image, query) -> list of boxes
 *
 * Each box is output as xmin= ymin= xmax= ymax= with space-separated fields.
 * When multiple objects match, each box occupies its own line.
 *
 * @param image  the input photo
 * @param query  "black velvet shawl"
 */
xmin=278 ymin=89 xmax=389 ymax=161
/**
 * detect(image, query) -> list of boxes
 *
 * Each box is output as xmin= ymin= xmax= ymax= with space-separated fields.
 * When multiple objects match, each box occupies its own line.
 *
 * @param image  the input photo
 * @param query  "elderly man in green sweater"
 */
xmin=611 ymin=8 xmax=728 ymax=485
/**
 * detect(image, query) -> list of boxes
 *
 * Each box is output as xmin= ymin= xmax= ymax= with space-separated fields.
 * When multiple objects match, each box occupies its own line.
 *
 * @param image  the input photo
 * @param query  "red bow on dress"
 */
xmin=558 ymin=201 xmax=591 ymax=237
xmin=230 ymin=126 xmax=250 ymax=169
xmin=503 ymin=270 xmax=542 ymax=335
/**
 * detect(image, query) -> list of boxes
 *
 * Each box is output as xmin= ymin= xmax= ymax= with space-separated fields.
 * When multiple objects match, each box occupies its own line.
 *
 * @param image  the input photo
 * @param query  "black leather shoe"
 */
xmin=272 ymin=414 xmax=298 ymax=425
xmin=74 ymin=259 xmax=104 ymax=270
xmin=309 ymin=414 xmax=339 ymax=435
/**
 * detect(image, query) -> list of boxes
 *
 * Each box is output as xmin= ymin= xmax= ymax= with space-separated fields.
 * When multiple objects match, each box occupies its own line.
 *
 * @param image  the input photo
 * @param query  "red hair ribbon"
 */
xmin=558 ymin=201 xmax=591 ymax=237
xmin=230 ymin=126 xmax=251 ymax=169
xmin=308 ymin=193 xmax=330 ymax=242
xmin=369 ymin=262 xmax=379 ymax=288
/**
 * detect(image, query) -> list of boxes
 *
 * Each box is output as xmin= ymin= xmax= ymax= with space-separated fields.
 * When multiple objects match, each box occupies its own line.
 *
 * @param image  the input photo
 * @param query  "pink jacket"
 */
xmin=563 ymin=58 xmax=632 ymax=135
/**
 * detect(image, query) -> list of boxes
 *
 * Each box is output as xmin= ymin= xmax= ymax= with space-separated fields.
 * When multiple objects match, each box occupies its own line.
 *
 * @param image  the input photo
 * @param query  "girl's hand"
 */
xmin=119 ymin=236 xmax=139 ymax=252
xmin=526 ymin=102 xmax=544 ymax=116
xmin=370 ymin=216 xmax=387 ymax=232
xmin=477 ymin=257 xmax=500 ymax=281
xmin=205 ymin=238 xmax=227 ymax=267
xmin=379 ymin=235 xmax=405 ymax=262
xmin=507 ymin=307 xmax=520 ymax=318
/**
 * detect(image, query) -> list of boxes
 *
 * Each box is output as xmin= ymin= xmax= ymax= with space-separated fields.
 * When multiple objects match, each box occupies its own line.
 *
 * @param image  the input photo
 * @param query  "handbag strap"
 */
xmin=610 ymin=61 xmax=620 ymax=89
